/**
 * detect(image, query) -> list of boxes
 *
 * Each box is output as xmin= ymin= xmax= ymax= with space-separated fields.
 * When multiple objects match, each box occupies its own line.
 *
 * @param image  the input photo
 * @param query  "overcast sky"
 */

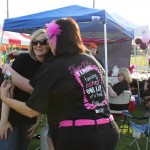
xmin=0 ymin=0 xmax=150 ymax=27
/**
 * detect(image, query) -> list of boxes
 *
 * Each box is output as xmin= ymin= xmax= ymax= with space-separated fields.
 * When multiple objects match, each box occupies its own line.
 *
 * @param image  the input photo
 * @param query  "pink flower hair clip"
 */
xmin=46 ymin=22 xmax=62 ymax=47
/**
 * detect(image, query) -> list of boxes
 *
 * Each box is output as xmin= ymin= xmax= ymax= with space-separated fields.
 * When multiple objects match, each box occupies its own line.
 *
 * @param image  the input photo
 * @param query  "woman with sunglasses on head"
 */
xmin=0 ymin=29 xmax=54 ymax=150
xmin=108 ymin=68 xmax=132 ymax=98
xmin=1 ymin=18 xmax=119 ymax=150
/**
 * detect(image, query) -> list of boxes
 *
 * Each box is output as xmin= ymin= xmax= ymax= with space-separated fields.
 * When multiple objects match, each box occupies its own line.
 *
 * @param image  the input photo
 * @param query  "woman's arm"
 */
xmin=0 ymin=83 xmax=15 ymax=139
xmin=2 ymin=97 xmax=40 ymax=118
xmin=0 ymin=83 xmax=15 ymax=123
xmin=2 ymin=64 xmax=33 ymax=94
xmin=1 ymin=81 xmax=40 ymax=118
xmin=27 ymin=115 xmax=42 ymax=139
xmin=0 ymin=103 xmax=13 ymax=139
xmin=108 ymin=85 xmax=118 ymax=98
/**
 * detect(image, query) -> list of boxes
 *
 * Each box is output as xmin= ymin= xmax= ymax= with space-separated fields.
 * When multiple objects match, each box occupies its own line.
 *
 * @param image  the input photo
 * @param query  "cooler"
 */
xmin=129 ymin=96 xmax=135 ymax=112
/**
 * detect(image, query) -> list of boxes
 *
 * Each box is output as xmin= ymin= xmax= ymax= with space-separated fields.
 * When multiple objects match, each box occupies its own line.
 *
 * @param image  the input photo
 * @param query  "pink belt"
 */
xmin=59 ymin=115 xmax=114 ymax=127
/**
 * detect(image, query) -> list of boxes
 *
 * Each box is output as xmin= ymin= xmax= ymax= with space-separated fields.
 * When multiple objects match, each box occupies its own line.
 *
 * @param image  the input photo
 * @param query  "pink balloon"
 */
xmin=142 ymin=35 xmax=149 ymax=44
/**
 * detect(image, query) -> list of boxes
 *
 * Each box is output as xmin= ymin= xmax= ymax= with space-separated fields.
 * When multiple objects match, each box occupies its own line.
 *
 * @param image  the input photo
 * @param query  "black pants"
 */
xmin=56 ymin=120 xmax=119 ymax=150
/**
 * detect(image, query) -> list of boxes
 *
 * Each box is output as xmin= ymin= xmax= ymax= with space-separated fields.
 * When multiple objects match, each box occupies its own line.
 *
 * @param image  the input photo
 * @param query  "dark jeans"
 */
xmin=56 ymin=120 xmax=119 ymax=150
xmin=0 ymin=124 xmax=33 ymax=150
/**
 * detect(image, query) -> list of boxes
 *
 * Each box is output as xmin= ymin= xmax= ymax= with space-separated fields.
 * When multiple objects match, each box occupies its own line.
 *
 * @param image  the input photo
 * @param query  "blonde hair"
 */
xmin=119 ymin=68 xmax=132 ymax=84
xmin=28 ymin=29 xmax=47 ymax=60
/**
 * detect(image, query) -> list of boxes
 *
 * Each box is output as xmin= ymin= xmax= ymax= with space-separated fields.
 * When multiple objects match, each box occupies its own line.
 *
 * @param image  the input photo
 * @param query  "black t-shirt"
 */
xmin=29 ymin=55 xmax=56 ymax=88
xmin=26 ymin=53 xmax=110 ymax=126
xmin=0 ymin=68 xmax=4 ymax=118
xmin=9 ymin=53 xmax=42 ymax=125
xmin=112 ymin=81 xmax=130 ymax=96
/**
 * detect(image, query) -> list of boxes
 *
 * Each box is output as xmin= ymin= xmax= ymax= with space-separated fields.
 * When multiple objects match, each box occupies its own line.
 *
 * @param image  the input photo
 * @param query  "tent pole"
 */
xmin=134 ymin=42 xmax=141 ymax=104
xmin=104 ymin=22 xmax=109 ymax=100
xmin=93 ymin=0 xmax=95 ymax=8
xmin=0 ymin=30 xmax=4 ymax=67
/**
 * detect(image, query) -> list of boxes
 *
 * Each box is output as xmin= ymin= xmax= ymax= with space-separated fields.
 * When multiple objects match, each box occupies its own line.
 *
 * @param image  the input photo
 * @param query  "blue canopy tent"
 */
xmin=1 ymin=5 xmax=134 ymax=97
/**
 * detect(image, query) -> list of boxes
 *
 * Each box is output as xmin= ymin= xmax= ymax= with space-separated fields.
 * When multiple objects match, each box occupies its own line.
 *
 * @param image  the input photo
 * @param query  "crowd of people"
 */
xmin=2 ymin=16 xmax=149 ymax=150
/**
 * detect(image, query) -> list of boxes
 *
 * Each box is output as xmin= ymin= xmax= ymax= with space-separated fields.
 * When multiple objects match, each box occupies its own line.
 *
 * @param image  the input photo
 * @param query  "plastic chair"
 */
xmin=109 ymin=90 xmax=132 ymax=114
xmin=109 ymin=90 xmax=132 ymax=132
xmin=123 ymin=111 xmax=150 ymax=150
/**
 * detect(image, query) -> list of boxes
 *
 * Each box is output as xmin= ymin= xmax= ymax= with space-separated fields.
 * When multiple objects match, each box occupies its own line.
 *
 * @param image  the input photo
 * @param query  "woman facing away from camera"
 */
xmin=1 ymin=17 xmax=119 ymax=150
xmin=0 ymin=29 xmax=54 ymax=150
xmin=108 ymin=67 xmax=132 ymax=98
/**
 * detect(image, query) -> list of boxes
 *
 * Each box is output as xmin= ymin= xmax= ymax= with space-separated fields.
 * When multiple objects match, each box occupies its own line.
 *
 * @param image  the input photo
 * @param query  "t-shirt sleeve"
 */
xmin=26 ymin=65 xmax=55 ymax=114
xmin=0 ymin=68 xmax=4 ymax=85
xmin=11 ymin=53 xmax=27 ymax=73
xmin=29 ymin=56 xmax=55 ymax=88
xmin=29 ymin=64 xmax=46 ymax=87
xmin=113 ymin=82 xmax=129 ymax=96
xmin=26 ymin=82 xmax=51 ymax=114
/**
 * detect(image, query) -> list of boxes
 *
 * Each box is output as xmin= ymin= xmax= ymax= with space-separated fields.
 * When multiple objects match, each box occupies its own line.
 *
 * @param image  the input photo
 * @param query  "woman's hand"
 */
xmin=7 ymin=51 xmax=20 ymax=61
xmin=27 ymin=123 xmax=39 ymax=139
xmin=0 ymin=121 xmax=13 ymax=140
xmin=27 ymin=115 xmax=41 ymax=139
xmin=0 ymin=80 xmax=12 ymax=102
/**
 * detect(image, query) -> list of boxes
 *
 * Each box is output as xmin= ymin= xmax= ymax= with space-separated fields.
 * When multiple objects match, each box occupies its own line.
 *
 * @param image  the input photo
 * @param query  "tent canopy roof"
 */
xmin=0 ymin=27 xmax=30 ymax=46
xmin=3 ymin=5 xmax=134 ymax=40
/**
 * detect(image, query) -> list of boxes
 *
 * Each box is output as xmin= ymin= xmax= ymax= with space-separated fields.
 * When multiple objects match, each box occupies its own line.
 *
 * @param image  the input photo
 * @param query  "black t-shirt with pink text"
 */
xmin=26 ymin=53 xmax=110 ymax=125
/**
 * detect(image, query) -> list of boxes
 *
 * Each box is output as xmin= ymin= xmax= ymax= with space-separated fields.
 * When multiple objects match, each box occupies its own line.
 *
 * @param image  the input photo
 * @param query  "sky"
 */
xmin=0 ymin=0 xmax=150 ymax=27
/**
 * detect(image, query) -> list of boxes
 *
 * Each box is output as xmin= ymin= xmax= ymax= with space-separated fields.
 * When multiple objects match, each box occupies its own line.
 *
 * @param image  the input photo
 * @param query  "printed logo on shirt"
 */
xmin=68 ymin=61 xmax=107 ymax=113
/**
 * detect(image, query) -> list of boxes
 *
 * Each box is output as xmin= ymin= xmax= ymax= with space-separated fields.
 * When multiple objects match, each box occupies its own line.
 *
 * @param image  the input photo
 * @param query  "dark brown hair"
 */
xmin=54 ymin=18 xmax=86 ymax=56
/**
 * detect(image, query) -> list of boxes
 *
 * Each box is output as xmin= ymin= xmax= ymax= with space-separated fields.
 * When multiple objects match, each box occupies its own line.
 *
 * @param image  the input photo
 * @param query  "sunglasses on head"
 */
xmin=32 ymin=38 xmax=48 ymax=46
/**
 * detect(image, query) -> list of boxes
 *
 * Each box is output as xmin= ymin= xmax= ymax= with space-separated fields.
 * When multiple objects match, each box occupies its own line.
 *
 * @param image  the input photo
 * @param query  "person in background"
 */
xmin=0 ymin=29 xmax=54 ymax=150
xmin=141 ymin=78 xmax=150 ymax=99
xmin=108 ymin=68 xmax=132 ymax=98
xmin=0 ymin=17 xmax=119 ymax=150
xmin=88 ymin=43 xmax=105 ymax=69
xmin=142 ymin=77 xmax=150 ymax=117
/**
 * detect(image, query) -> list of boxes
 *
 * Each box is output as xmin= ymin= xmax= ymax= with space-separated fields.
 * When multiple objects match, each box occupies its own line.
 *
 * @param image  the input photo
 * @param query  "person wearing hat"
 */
xmin=89 ymin=43 xmax=105 ymax=69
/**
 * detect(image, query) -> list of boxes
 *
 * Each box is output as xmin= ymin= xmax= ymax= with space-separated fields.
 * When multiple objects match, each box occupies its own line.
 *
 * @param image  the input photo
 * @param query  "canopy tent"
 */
xmin=2 ymin=5 xmax=135 ymax=65
xmin=0 ymin=27 xmax=30 ymax=46
xmin=1 ymin=5 xmax=135 ymax=97
xmin=3 ymin=5 xmax=134 ymax=39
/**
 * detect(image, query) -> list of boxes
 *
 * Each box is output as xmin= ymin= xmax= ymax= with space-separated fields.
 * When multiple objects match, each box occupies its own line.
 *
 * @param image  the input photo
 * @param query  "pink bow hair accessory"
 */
xmin=46 ymin=22 xmax=62 ymax=46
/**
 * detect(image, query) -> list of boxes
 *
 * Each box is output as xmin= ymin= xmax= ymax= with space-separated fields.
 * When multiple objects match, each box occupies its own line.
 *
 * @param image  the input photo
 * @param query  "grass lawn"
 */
xmin=29 ymin=102 xmax=149 ymax=150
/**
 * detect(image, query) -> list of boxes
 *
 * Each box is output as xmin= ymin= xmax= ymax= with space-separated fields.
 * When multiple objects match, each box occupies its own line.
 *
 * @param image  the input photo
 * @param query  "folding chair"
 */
xmin=123 ymin=111 xmax=150 ymax=150
xmin=109 ymin=90 xmax=132 ymax=132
